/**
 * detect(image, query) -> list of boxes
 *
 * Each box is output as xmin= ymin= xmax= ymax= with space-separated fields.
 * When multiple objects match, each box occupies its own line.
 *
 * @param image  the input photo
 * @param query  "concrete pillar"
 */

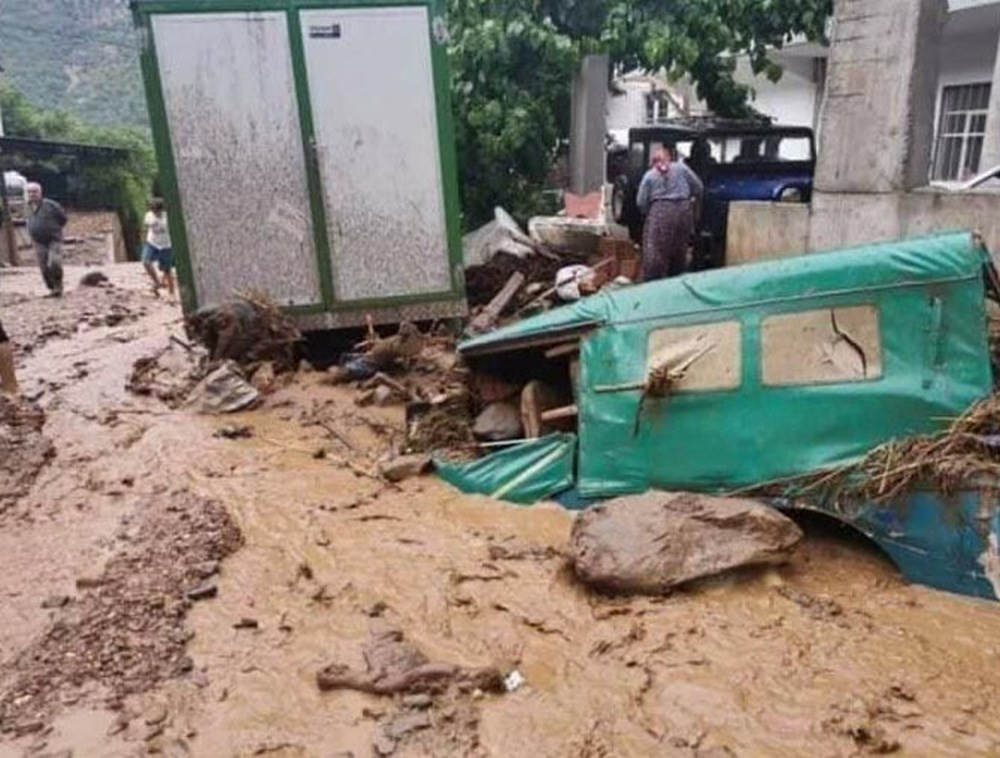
xmin=569 ymin=54 xmax=609 ymax=195
xmin=815 ymin=0 xmax=946 ymax=193
xmin=980 ymin=33 xmax=1000 ymax=171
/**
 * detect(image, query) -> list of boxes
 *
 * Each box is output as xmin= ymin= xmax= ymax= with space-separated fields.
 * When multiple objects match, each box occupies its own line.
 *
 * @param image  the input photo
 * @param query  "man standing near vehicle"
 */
xmin=26 ymin=182 xmax=67 ymax=297
xmin=636 ymin=147 xmax=703 ymax=281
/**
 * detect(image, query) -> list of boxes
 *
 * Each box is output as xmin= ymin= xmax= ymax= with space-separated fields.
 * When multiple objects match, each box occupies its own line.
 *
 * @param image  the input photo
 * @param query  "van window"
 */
xmin=761 ymin=305 xmax=882 ymax=386
xmin=646 ymin=321 xmax=742 ymax=393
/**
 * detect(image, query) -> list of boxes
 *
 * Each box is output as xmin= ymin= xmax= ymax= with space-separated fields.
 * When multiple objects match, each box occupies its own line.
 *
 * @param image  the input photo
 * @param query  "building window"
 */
xmin=761 ymin=305 xmax=882 ymax=387
xmin=646 ymin=321 xmax=742 ymax=393
xmin=645 ymin=91 xmax=672 ymax=125
xmin=933 ymin=83 xmax=991 ymax=181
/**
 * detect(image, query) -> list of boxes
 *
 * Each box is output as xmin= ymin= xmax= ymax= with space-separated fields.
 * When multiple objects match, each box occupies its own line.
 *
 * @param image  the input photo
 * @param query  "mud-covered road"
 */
xmin=3 ymin=264 xmax=1000 ymax=756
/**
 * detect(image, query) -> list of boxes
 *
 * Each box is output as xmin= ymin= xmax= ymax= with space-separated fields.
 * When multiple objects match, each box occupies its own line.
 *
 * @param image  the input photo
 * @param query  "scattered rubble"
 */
xmin=0 ymin=492 xmax=242 ymax=735
xmin=127 ymin=340 xmax=205 ymax=406
xmin=0 ymin=395 xmax=55 ymax=513
xmin=570 ymin=492 xmax=804 ymax=594
xmin=185 ymin=361 xmax=261 ymax=414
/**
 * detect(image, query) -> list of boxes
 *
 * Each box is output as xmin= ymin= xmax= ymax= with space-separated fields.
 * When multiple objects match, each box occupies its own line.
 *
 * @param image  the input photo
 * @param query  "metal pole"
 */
xmin=0 ymin=168 xmax=18 ymax=267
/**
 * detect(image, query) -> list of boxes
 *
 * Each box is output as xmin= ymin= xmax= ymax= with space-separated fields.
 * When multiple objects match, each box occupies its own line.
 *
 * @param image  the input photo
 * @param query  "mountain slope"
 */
xmin=0 ymin=0 xmax=147 ymax=127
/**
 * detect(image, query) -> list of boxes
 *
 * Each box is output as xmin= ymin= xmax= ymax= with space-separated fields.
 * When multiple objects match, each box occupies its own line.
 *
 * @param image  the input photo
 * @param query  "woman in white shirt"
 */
xmin=141 ymin=198 xmax=174 ymax=300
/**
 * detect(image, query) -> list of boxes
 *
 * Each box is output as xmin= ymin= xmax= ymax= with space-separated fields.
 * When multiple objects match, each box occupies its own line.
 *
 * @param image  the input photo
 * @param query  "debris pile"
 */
xmin=129 ymin=294 xmax=303 ymax=413
xmin=316 ymin=625 xmax=504 ymax=696
xmin=570 ymin=492 xmax=803 ymax=594
xmin=185 ymin=292 xmax=302 ymax=373
xmin=317 ymin=624 xmax=508 ymax=756
xmin=127 ymin=339 xmax=205 ymax=407
xmin=750 ymin=392 xmax=1000 ymax=504
xmin=0 ymin=396 xmax=55 ymax=513
xmin=0 ymin=492 xmax=242 ymax=736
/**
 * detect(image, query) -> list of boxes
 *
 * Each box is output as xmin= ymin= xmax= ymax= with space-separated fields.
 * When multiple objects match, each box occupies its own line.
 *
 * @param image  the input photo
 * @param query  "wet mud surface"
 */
xmin=3 ymin=264 xmax=1000 ymax=756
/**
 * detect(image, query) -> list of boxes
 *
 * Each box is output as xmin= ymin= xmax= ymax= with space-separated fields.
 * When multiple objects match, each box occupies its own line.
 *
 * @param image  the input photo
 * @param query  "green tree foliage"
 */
xmin=0 ymin=0 xmax=146 ymax=128
xmin=448 ymin=0 xmax=831 ymax=227
xmin=1 ymin=83 xmax=155 ymax=256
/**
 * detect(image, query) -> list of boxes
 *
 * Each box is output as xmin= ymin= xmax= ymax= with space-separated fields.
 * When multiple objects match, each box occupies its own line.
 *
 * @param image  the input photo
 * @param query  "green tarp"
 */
xmin=434 ymin=434 xmax=576 ymax=504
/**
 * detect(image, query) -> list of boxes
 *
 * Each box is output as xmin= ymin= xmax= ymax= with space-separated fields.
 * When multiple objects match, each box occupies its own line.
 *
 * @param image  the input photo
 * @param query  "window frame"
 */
xmin=645 ymin=319 xmax=744 ymax=395
xmin=759 ymin=304 xmax=885 ymax=389
xmin=932 ymin=82 xmax=992 ymax=182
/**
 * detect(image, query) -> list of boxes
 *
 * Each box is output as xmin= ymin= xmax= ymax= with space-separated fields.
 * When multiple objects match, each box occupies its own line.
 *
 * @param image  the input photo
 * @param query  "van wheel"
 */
xmin=612 ymin=176 xmax=629 ymax=224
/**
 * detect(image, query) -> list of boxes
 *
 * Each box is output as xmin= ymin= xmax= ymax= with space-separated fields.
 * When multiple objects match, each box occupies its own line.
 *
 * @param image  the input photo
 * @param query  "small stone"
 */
xmin=251 ymin=362 xmax=277 ymax=392
xmin=192 ymin=560 xmax=220 ymax=579
xmin=41 ymin=595 xmax=71 ymax=609
xmin=107 ymin=714 xmax=129 ymax=736
xmin=233 ymin=618 xmax=259 ymax=630
xmin=145 ymin=723 xmax=165 ymax=741
xmin=145 ymin=704 xmax=168 ymax=726
xmin=187 ymin=581 xmax=218 ymax=601
xmin=379 ymin=454 xmax=432 ymax=483
xmin=365 ymin=601 xmax=388 ymax=617
xmin=75 ymin=576 xmax=105 ymax=590
xmin=313 ymin=448 xmax=327 ymax=460
xmin=402 ymin=693 xmax=433 ymax=709
xmin=373 ymin=386 xmax=395 ymax=407
xmin=373 ymin=730 xmax=396 ymax=756
xmin=385 ymin=712 xmax=431 ymax=740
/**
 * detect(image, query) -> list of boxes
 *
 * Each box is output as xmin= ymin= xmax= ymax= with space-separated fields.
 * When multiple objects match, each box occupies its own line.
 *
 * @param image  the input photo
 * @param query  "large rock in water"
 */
xmin=570 ymin=492 xmax=803 ymax=593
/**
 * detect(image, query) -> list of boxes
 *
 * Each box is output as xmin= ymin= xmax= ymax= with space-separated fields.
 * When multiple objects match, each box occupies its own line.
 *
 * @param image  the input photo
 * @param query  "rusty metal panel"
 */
xmin=300 ymin=7 xmax=452 ymax=302
xmin=152 ymin=12 xmax=321 ymax=308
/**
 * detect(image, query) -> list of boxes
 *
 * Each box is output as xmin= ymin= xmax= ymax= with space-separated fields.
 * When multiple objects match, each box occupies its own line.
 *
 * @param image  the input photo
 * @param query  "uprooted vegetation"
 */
xmin=743 ymin=392 xmax=1000 ymax=503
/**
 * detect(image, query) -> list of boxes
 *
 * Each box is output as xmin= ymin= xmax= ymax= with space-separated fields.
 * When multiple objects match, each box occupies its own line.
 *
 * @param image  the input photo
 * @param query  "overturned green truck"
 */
xmin=444 ymin=232 xmax=1000 ymax=601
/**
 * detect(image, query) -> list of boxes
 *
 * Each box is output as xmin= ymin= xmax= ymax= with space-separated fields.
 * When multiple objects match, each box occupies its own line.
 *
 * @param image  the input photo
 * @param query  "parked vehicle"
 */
xmin=450 ymin=232 xmax=1000 ymax=601
xmin=2 ymin=171 xmax=27 ymax=223
xmin=609 ymin=120 xmax=816 ymax=270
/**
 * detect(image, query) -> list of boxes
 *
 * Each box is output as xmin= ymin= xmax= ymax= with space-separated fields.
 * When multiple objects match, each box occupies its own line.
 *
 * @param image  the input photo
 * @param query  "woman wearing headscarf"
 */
xmin=636 ymin=147 xmax=704 ymax=281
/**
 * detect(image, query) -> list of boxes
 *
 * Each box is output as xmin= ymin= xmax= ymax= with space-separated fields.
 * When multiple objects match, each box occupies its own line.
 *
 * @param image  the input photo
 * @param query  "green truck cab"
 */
xmin=448 ymin=232 xmax=1000 ymax=600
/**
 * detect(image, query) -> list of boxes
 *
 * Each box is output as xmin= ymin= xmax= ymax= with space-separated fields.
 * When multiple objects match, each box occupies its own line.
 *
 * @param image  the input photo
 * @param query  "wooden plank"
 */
xmin=540 ymin=403 xmax=578 ymax=422
xmin=467 ymin=271 xmax=526 ymax=334
xmin=544 ymin=341 xmax=580 ymax=359
xmin=520 ymin=380 xmax=563 ymax=438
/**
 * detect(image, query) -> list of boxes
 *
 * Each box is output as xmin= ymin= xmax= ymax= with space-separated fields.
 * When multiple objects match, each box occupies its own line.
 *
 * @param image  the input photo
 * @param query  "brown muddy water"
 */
xmin=3 ymin=264 xmax=1000 ymax=756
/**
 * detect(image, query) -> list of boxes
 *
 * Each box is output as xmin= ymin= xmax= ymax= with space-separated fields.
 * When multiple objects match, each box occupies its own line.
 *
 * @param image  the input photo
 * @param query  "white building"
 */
xmin=609 ymin=1 xmax=1000 ymax=184
xmin=734 ymin=0 xmax=1000 ymax=183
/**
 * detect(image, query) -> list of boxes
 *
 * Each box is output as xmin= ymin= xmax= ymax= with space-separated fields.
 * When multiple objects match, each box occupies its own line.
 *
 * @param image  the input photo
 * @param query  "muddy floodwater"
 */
xmin=3 ymin=264 xmax=1000 ymax=756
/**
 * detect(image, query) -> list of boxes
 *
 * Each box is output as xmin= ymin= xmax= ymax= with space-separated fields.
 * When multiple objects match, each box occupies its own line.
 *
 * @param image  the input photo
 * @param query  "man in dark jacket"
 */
xmin=26 ymin=182 xmax=67 ymax=297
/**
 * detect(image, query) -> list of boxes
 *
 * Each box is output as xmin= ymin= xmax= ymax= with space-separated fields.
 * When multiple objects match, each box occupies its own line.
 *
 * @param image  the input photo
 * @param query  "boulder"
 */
xmin=570 ymin=492 xmax=803 ymax=594
xmin=472 ymin=401 xmax=523 ymax=441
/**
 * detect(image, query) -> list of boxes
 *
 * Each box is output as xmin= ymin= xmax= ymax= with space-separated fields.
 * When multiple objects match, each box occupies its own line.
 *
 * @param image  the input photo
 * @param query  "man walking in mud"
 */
xmin=26 ymin=182 xmax=67 ymax=297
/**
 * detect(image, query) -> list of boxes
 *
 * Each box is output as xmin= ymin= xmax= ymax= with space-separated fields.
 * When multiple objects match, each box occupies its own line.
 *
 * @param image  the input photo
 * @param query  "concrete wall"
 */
xmin=726 ymin=202 xmax=811 ymax=264
xmin=816 ymin=0 xmax=946 ymax=193
xmin=727 ymin=191 xmax=1000 ymax=263
xmin=570 ymin=55 xmax=609 ymax=195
